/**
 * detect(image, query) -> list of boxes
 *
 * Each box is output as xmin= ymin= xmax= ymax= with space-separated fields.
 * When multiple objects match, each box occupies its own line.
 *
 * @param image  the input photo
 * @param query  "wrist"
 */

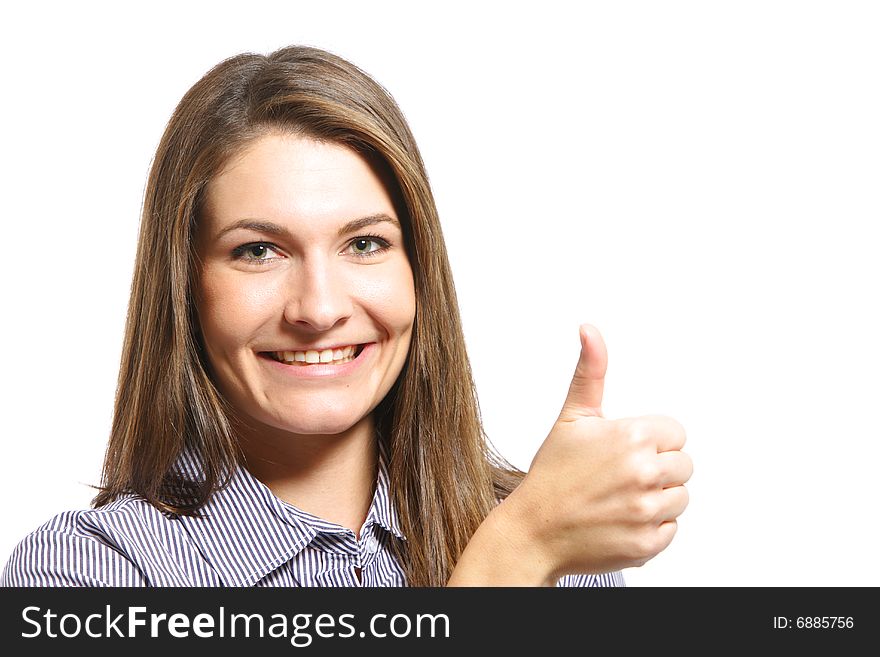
xmin=447 ymin=489 xmax=559 ymax=587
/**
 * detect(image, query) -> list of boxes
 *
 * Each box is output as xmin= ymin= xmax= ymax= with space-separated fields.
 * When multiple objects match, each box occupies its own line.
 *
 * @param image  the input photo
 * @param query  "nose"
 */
xmin=282 ymin=257 xmax=354 ymax=332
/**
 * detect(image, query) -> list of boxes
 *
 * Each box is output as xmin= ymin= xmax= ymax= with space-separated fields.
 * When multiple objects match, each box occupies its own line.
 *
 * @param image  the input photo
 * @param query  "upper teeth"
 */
xmin=274 ymin=345 xmax=358 ymax=364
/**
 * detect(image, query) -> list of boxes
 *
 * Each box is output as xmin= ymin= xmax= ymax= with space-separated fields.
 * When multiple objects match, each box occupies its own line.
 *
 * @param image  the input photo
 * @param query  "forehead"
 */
xmin=200 ymin=133 xmax=398 ymax=236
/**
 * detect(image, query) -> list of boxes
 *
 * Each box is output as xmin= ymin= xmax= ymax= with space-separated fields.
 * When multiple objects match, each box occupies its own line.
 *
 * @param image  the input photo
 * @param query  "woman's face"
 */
xmin=195 ymin=133 xmax=415 ymax=437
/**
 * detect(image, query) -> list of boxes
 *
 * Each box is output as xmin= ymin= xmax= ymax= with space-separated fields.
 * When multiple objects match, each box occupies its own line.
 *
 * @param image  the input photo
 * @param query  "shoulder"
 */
xmin=1 ymin=497 xmax=205 ymax=587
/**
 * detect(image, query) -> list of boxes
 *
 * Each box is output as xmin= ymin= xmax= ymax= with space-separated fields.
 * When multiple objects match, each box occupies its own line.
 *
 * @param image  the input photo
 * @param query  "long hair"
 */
xmin=93 ymin=45 xmax=523 ymax=586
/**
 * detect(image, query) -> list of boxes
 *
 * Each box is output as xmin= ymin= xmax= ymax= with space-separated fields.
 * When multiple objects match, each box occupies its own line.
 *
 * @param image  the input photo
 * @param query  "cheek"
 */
xmin=197 ymin=269 xmax=282 ymax=351
xmin=351 ymin=262 xmax=416 ymax=333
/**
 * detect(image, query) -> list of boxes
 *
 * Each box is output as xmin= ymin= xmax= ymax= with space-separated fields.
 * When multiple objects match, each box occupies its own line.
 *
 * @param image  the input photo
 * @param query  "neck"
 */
xmin=236 ymin=415 xmax=378 ymax=536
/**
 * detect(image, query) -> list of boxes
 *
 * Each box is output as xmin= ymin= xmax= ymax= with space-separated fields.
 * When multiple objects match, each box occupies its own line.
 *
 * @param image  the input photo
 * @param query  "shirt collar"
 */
xmin=368 ymin=438 xmax=407 ymax=541
xmin=173 ymin=439 xmax=405 ymax=587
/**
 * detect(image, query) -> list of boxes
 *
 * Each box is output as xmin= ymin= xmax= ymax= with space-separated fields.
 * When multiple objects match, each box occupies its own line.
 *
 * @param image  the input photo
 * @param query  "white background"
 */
xmin=1 ymin=0 xmax=878 ymax=587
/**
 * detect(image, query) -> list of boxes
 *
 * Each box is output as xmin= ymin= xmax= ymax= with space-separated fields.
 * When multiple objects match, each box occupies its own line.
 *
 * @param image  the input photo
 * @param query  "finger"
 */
xmin=633 ymin=519 xmax=678 ymax=566
xmin=655 ymin=520 xmax=678 ymax=554
xmin=656 ymin=451 xmax=694 ymax=487
xmin=648 ymin=415 xmax=687 ymax=453
xmin=558 ymin=323 xmax=607 ymax=421
xmin=657 ymin=485 xmax=689 ymax=522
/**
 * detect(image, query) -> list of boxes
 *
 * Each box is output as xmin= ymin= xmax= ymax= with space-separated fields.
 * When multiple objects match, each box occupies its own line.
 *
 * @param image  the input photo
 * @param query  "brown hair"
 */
xmin=93 ymin=45 xmax=523 ymax=586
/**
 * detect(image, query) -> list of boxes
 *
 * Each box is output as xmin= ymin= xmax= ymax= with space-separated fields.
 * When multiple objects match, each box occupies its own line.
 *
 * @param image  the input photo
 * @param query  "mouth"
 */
xmin=261 ymin=343 xmax=366 ymax=366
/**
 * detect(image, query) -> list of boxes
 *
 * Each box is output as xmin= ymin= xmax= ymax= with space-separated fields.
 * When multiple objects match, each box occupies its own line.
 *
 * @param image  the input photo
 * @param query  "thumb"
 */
xmin=559 ymin=323 xmax=607 ymax=421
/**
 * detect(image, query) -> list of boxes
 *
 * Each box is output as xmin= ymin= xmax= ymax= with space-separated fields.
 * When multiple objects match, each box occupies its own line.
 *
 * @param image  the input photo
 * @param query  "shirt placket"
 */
xmin=357 ymin=525 xmax=382 ymax=584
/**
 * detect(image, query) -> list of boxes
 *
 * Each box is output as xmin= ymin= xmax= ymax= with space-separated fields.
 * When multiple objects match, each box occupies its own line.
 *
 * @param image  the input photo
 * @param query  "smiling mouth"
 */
xmin=263 ymin=344 xmax=366 ymax=366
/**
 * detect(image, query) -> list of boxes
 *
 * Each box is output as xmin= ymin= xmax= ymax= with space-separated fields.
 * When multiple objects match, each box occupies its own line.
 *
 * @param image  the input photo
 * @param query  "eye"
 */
xmin=346 ymin=236 xmax=391 ymax=257
xmin=231 ymin=242 xmax=282 ymax=263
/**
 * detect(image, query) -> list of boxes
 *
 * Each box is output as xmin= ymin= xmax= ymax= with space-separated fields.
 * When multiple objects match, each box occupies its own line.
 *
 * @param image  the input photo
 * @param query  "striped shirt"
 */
xmin=2 ymin=447 xmax=625 ymax=587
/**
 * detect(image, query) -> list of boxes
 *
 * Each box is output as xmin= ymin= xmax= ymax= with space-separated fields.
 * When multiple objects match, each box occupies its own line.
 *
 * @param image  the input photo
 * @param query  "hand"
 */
xmin=502 ymin=323 xmax=693 ymax=579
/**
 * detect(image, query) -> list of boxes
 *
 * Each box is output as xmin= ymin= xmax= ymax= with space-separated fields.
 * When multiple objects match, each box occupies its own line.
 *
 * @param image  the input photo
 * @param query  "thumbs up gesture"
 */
xmin=502 ymin=324 xmax=693 ymax=579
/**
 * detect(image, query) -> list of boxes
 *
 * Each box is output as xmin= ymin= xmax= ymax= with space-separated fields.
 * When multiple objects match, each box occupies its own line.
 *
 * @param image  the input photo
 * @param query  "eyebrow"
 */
xmin=215 ymin=213 xmax=401 ymax=241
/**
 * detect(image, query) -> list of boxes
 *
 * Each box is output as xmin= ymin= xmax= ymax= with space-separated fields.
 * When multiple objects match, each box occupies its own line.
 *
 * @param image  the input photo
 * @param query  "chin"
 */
xmin=284 ymin=420 xmax=363 ymax=436
xmin=231 ymin=386 xmax=380 ymax=437
xmin=265 ymin=407 xmax=370 ymax=437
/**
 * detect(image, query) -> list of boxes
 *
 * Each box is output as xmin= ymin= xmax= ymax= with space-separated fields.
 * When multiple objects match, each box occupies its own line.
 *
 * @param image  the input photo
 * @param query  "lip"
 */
xmin=258 ymin=342 xmax=375 ymax=379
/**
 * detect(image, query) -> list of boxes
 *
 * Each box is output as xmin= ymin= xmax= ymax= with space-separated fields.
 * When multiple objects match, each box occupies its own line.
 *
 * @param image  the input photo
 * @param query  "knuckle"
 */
xmin=627 ymin=529 xmax=663 ymax=563
xmin=627 ymin=417 xmax=653 ymax=446
xmin=631 ymin=495 xmax=660 ymax=524
xmin=632 ymin=460 xmax=661 ymax=489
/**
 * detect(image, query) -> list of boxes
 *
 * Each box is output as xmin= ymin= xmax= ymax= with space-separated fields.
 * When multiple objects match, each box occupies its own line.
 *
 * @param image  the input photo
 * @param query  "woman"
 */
xmin=2 ymin=45 xmax=691 ymax=587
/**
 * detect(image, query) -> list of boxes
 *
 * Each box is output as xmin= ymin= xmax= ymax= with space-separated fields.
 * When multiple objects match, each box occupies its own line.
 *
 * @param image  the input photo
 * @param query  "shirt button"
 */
xmin=365 ymin=534 xmax=379 ymax=554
